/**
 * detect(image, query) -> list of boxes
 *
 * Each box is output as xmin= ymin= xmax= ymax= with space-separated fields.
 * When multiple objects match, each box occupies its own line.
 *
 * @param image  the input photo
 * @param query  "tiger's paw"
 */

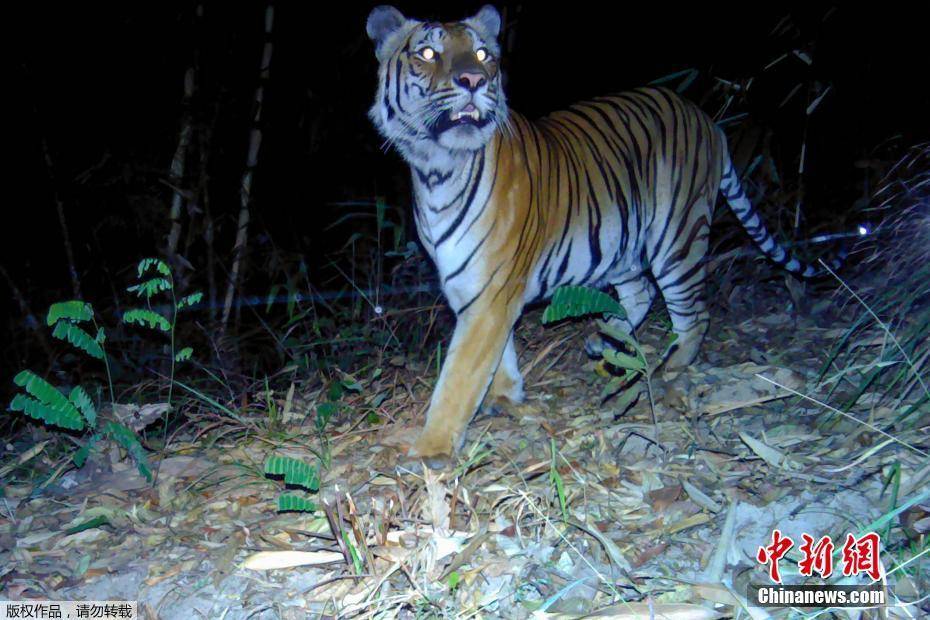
xmin=408 ymin=431 xmax=455 ymax=460
xmin=396 ymin=451 xmax=455 ymax=473
xmin=660 ymin=336 xmax=701 ymax=375
xmin=400 ymin=435 xmax=456 ymax=472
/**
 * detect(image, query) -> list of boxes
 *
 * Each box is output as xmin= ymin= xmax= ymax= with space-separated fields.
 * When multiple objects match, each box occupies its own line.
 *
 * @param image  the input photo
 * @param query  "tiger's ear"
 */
xmin=469 ymin=5 xmax=501 ymax=40
xmin=367 ymin=6 xmax=407 ymax=59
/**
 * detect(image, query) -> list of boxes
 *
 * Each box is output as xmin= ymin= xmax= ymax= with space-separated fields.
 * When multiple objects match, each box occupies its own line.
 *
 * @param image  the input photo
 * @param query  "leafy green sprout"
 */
xmin=123 ymin=258 xmax=202 ymax=410
xmin=549 ymin=438 xmax=569 ymax=521
xmin=45 ymin=300 xmax=115 ymax=408
xmin=9 ymin=301 xmax=152 ymax=481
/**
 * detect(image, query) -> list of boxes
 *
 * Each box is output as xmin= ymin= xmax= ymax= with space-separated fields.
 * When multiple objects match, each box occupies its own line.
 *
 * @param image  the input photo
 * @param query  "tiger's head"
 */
xmin=366 ymin=5 xmax=507 ymax=155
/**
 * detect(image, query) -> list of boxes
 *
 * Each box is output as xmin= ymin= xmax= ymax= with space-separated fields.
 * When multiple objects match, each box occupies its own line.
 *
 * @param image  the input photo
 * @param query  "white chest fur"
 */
xmin=409 ymin=148 xmax=494 ymax=312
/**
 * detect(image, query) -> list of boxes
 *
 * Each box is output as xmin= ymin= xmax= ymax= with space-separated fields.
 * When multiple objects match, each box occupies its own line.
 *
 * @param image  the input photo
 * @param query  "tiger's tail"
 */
xmin=718 ymin=155 xmax=836 ymax=278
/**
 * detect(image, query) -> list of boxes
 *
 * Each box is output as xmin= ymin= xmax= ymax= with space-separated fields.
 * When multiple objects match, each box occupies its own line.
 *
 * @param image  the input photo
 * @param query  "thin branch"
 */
xmin=39 ymin=137 xmax=82 ymax=299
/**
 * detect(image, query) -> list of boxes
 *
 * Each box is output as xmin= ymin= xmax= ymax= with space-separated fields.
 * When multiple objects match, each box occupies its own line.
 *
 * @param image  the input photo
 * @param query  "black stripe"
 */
xmin=443 ymin=222 xmax=495 ymax=284
xmin=435 ymin=152 xmax=486 ymax=246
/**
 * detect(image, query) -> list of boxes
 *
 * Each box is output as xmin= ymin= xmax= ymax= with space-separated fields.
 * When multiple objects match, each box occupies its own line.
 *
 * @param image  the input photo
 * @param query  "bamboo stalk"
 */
xmin=165 ymin=66 xmax=194 ymax=259
xmin=220 ymin=2 xmax=274 ymax=334
xmin=169 ymin=3 xmax=205 ymax=265
xmin=200 ymin=116 xmax=218 ymax=324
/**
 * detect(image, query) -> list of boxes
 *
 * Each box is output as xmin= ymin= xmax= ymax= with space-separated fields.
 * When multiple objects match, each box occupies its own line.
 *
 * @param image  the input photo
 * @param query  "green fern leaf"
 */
xmin=10 ymin=393 xmax=84 ymax=430
xmin=127 ymin=277 xmax=172 ymax=298
xmin=72 ymin=443 xmax=90 ymax=467
xmin=96 ymin=327 xmax=106 ymax=345
xmin=595 ymin=319 xmax=642 ymax=353
xmin=174 ymin=347 xmax=193 ymax=362
xmin=136 ymin=258 xmax=171 ymax=278
xmin=69 ymin=386 xmax=97 ymax=428
xmin=65 ymin=515 xmax=110 ymax=535
xmin=265 ymin=455 xmax=320 ymax=492
xmin=542 ymin=286 xmax=627 ymax=324
xmin=603 ymin=348 xmax=647 ymax=372
xmin=277 ymin=494 xmax=317 ymax=513
xmin=600 ymin=375 xmax=641 ymax=407
xmin=13 ymin=370 xmax=81 ymax=414
xmin=177 ymin=292 xmax=203 ymax=310
xmin=72 ymin=434 xmax=99 ymax=468
xmin=103 ymin=422 xmax=152 ymax=482
xmin=51 ymin=321 xmax=105 ymax=359
xmin=47 ymin=301 xmax=94 ymax=326
xmin=123 ymin=309 xmax=171 ymax=332
xmin=600 ymin=374 xmax=629 ymax=401
xmin=316 ymin=401 xmax=338 ymax=432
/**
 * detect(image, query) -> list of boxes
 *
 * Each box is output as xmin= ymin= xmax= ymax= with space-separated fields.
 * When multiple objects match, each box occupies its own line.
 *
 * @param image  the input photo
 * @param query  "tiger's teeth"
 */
xmin=451 ymin=109 xmax=481 ymax=121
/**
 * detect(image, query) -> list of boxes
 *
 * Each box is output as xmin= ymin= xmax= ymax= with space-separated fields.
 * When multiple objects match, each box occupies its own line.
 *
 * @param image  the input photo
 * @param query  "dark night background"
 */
xmin=6 ymin=2 xmax=929 ymax=388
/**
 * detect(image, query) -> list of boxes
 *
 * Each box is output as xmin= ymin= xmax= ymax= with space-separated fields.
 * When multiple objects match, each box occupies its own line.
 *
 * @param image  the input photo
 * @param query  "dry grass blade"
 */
xmin=738 ymin=432 xmax=788 ymax=469
xmin=240 ymin=550 xmax=344 ymax=570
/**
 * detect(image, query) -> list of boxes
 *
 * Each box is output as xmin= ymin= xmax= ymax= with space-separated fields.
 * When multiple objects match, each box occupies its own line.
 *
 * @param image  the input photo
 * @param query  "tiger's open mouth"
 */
xmin=451 ymin=104 xmax=481 ymax=122
xmin=433 ymin=104 xmax=493 ymax=135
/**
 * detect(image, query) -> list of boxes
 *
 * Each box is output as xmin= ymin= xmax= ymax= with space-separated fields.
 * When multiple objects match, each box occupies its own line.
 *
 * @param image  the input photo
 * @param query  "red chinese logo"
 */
xmin=756 ymin=529 xmax=794 ymax=583
xmin=798 ymin=533 xmax=834 ymax=578
xmin=842 ymin=532 xmax=882 ymax=581
xmin=757 ymin=530 xmax=882 ymax=582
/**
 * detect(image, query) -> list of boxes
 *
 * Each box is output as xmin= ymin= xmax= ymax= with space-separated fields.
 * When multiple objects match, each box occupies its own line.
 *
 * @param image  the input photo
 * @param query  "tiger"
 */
xmin=366 ymin=5 xmax=825 ymax=458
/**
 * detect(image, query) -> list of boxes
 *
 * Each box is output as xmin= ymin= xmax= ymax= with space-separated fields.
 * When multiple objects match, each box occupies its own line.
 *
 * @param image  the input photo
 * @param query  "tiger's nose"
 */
xmin=455 ymin=72 xmax=486 ymax=92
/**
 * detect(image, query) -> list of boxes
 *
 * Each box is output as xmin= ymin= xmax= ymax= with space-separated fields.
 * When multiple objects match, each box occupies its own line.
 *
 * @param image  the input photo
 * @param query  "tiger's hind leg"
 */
xmin=585 ymin=274 xmax=657 ymax=357
xmin=651 ymin=208 xmax=712 ymax=373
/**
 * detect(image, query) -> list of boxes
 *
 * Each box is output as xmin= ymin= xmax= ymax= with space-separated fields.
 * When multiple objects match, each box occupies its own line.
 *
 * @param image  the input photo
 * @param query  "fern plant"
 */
xmin=8 ymin=302 xmax=152 ymax=481
xmin=543 ymin=285 xmax=655 ymax=409
xmin=123 ymin=258 xmax=202 ymax=408
xmin=264 ymin=454 xmax=320 ymax=513
xmin=46 ymin=300 xmax=115 ymax=404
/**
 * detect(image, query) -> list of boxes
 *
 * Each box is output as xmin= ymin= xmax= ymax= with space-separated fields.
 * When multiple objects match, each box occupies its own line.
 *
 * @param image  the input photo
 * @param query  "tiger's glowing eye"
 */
xmin=418 ymin=46 xmax=436 ymax=61
xmin=476 ymin=48 xmax=490 ymax=62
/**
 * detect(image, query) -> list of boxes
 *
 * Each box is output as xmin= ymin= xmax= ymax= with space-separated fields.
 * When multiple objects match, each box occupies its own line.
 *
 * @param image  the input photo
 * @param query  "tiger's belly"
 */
xmin=525 ymin=203 xmax=643 ymax=304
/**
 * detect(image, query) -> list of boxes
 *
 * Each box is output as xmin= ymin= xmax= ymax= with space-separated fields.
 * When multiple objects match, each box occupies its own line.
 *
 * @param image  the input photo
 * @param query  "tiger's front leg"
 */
xmin=410 ymin=296 xmax=522 ymax=458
